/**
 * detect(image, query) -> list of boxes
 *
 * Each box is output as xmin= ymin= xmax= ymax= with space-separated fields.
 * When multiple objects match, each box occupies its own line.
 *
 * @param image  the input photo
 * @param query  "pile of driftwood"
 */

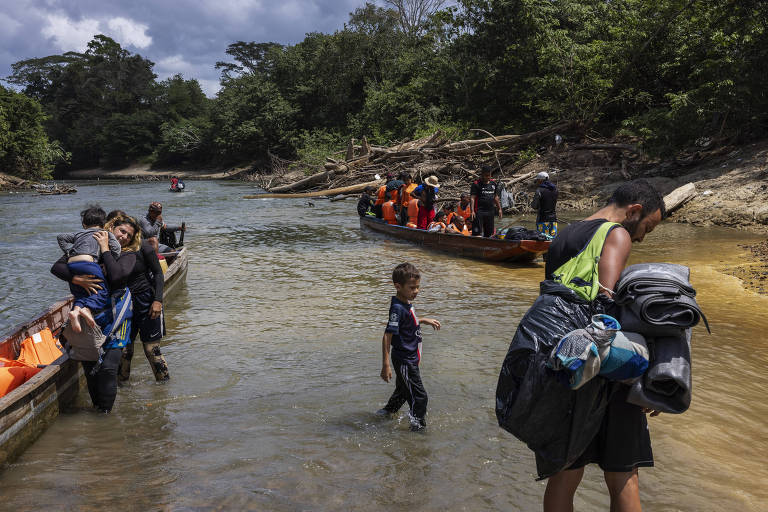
xmin=243 ymin=121 xmax=698 ymax=218
xmin=246 ymin=121 xmax=587 ymax=201
xmin=34 ymin=183 xmax=77 ymax=195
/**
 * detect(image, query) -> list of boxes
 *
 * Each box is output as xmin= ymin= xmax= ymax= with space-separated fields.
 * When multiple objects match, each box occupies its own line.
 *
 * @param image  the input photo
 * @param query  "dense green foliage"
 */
xmin=0 ymin=85 xmax=68 ymax=178
xmin=2 ymin=0 xmax=767 ymax=176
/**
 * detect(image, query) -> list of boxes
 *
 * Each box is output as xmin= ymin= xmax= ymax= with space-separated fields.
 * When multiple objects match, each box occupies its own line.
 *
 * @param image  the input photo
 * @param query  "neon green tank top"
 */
xmin=550 ymin=221 xmax=620 ymax=301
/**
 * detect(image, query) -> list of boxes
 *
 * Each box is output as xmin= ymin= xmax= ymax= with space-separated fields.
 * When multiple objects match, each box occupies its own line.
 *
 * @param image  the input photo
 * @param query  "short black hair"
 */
xmin=80 ymin=205 xmax=107 ymax=227
xmin=607 ymin=179 xmax=666 ymax=219
xmin=106 ymin=209 xmax=126 ymax=222
xmin=480 ymin=165 xmax=493 ymax=175
xmin=392 ymin=262 xmax=420 ymax=285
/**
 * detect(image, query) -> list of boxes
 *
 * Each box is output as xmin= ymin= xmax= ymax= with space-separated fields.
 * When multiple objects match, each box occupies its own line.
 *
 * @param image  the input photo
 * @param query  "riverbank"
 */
xmin=62 ymin=163 xmax=253 ymax=180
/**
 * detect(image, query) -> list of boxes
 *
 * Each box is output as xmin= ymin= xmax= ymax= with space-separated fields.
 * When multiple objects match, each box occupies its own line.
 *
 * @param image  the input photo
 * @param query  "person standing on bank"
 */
xmin=470 ymin=166 xmax=502 ymax=237
xmin=97 ymin=215 xmax=171 ymax=383
xmin=532 ymin=171 xmax=559 ymax=237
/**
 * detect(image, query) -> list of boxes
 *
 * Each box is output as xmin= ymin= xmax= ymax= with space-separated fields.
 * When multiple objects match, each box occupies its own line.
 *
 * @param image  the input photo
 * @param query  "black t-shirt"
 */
xmin=470 ymin=179 xmax=500 ymax=213
xmin=545 ymin=219 xmax=623 ymax=279
xmin=385 ymin=296 xmax=422 ymax=362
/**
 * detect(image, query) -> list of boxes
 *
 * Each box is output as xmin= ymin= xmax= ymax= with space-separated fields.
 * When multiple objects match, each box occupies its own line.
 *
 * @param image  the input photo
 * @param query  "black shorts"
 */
xmin=130 ymin=290 xmax=165 ymax=343
xmin=567 ymin=385 xmax=654 ymax=473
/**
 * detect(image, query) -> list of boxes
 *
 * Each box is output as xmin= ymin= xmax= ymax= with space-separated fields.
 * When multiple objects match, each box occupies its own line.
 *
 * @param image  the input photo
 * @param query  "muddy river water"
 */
xmin=0 ymin=181 xmax=766 ymax=510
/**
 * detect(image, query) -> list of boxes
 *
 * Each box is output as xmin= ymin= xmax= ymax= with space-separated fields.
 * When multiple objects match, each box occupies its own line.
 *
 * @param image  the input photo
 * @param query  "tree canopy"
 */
xmin=2 ymin=0 xmax=766 ymax=177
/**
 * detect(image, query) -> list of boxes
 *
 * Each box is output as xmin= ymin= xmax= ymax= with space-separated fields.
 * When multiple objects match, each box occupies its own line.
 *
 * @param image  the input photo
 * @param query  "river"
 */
xmin=0 ymin=180 xmax=766 ymax=510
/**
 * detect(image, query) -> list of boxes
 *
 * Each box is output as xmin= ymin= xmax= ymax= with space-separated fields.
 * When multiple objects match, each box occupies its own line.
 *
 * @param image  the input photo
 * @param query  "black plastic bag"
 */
xmin=495 ymin=281 xmax=613 ymax=479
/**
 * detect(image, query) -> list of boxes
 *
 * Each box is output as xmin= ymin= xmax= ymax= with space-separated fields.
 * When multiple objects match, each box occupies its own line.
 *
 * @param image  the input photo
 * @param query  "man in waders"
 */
xmin=496 ymin=179 xmax=665 ymax=512
xmin=544 ymin=179 xmax=664 ymax=511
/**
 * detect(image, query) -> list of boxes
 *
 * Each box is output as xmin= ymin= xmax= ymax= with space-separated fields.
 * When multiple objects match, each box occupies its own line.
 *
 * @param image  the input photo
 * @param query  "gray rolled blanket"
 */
xmin=626 ymin=329 xmax=692 ymax=413
xmin=615 ymin=263 xmax=709 ymax=335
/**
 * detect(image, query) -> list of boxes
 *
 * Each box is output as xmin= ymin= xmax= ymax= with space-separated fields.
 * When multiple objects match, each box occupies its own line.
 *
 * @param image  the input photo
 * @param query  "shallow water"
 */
xmin=0 ymin=181 xmax=766 ymax=510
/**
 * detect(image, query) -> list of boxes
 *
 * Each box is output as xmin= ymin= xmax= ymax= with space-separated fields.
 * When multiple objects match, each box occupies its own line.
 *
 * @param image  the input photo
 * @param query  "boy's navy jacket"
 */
xmin=385 ymin=296 xmax=422 ymax=363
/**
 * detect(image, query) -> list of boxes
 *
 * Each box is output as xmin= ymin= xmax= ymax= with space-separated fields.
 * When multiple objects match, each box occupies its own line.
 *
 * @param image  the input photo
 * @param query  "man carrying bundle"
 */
xmin=496 ymin=179 xmax=665 ymax=512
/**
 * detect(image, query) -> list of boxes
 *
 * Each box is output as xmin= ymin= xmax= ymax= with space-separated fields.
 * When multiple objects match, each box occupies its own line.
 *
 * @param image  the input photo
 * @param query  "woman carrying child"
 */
xmin=51 ymin=212 xmax=140 ymax=412
xmin=97 ymin=215 xmax=170 ymax=383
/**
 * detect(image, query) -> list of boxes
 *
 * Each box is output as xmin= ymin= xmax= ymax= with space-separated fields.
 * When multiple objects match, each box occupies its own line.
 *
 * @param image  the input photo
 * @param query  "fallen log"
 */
xmin=245 ymin=180 xmax=382 ymax=199
xmin=501 ymin=170 xmax=537 ymax=185
xmin=663 ymin=183 xmax=696 ymax=215
xmin=268 ymin=169 xmax=338 ymax=193
xmin=323 ymin=155 xmax=370 ymax=172
xmin=447 ymin=121 xmax=575 ymax=156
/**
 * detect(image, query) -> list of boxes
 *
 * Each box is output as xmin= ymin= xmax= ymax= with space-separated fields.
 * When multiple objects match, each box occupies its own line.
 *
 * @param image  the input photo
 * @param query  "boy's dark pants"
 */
xmin=384 ymin=357 xmax=428 ymax=425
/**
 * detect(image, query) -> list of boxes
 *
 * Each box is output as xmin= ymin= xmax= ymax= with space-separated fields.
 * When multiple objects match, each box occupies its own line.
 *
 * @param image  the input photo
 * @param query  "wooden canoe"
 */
xmin=0 ymin=247 xmax=188 ymax=467
xmin=360 ymin=216 xmax=550 ymax=263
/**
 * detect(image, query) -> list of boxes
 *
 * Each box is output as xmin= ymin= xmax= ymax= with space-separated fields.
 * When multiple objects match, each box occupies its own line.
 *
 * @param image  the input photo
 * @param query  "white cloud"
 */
xmin=41 ymin=14 xmax=99 ymax=52
xmin=198 ymin=79 xmax=222 ymax=98
xmin=106 ymin=17 xmax=152 ymax=49
xmin=155 ymin=54 xmax=194 ymax=75
xmin=41 ymin=13 xmax=151 ymax=52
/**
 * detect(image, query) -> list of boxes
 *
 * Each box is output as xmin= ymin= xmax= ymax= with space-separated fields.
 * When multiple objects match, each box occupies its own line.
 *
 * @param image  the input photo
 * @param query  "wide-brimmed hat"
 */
xmin=424 ymin=176 xmax=439 ymax=187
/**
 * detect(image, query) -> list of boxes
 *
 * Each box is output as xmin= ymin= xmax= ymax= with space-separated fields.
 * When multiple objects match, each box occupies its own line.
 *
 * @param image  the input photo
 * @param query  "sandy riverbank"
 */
xmin=62 ymin=163 xmax=248 ymax=180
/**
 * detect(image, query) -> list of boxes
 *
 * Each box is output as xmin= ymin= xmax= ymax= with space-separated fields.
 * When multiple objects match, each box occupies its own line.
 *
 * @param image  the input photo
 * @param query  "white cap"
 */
xmin=536 ymin=171 xmax=549 ymax=181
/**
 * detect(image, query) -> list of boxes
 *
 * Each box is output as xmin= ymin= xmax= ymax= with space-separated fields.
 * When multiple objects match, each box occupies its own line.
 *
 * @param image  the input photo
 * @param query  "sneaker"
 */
xmin=375 ymin=408 xmax=394 ymax=417
xmin=409 ymin=422 xmax=426 ymax=432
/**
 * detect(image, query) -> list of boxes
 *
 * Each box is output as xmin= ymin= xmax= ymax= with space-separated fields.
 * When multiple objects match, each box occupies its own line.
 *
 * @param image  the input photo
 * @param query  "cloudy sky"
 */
xmin=0 ymin=0 xmax=375 ymax=96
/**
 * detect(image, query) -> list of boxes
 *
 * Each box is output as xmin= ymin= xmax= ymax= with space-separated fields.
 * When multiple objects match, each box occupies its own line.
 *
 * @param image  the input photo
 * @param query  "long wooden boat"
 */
xmin=360 ymin=216 xmax=550 ymax=263
xmin=0 ymin=246 xmax=188 ymax=467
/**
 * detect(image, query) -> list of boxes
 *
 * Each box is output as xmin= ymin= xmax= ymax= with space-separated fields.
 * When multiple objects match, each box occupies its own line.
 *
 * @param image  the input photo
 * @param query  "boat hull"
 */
xmin=360 ymin=216 xmax=549 ymax=263
xmin=0 ymin=247 xmax=188 ymax=467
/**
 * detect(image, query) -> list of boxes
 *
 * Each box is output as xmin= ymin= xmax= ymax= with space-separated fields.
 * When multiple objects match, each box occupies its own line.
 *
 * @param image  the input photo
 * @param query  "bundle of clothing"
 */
xmin=496 ymin=226 xmax=549 ymax=241
xmin=548 ymin=314 xmax=649 ymax=390
xmin=614 ymin=263 xmax=709 ymax=414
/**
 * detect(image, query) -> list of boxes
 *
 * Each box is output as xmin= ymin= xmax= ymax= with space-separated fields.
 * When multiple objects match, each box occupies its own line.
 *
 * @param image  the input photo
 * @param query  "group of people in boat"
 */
xmin=52 ymin=202 xmax=186 ymax=413
xmin=357 ymin=166 xmax=560 ymax=239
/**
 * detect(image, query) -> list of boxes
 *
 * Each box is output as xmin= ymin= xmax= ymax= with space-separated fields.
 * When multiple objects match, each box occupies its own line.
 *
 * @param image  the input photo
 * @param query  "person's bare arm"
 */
xmin=494 ymin=196 xmax=502 ymax=220
xmin=470 ymin=195 xmax=477 ymax=219
xmin=419 ymin=318 xmax=441 ymax=330
xmin=381 ymin=333 xmax=393 ymax=382
xmin=597 ymin=227 xmax=632 ymax=296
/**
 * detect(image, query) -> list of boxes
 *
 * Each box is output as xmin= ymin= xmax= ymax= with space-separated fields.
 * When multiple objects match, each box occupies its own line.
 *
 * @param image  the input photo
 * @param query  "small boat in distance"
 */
xmin=0 ymin=247 xmax=189 ymax=468
xmin=359 ymin=216 xmax=550 ymax=263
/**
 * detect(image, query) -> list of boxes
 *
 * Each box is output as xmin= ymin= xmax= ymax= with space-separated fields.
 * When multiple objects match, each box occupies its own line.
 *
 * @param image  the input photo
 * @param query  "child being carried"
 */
xmin=57 ymin=206 xmax=121 ymax=333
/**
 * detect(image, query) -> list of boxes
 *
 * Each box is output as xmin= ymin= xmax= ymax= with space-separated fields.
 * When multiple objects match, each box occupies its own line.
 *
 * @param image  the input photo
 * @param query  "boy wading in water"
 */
xmin=378 ymin=263 xmax=440 ymax=431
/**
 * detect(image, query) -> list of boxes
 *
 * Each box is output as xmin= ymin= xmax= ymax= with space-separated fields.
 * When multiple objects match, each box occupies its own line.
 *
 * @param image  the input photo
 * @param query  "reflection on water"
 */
xmin=0 ymin=182 xmax=766 ymax=510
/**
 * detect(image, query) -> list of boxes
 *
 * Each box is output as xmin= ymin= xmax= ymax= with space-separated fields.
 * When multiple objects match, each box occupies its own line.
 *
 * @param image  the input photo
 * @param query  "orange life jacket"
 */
xmin=457 ymin=203 xmax=471 ymax=221
xmin=18 ymin=328 xmax=64 ymax=366
xmin=445 ymin=212 xmax=455 ymax=225
xmin=401 ymin=183 xmax=417 ymax=206
xmin=407 ymin=198 xmax=420 ymax=225
xmin=0 ymin=358 xmax=40 ymax=398
xmin=374 ymin=185 xmax=387 ymax=206
xmin=382 ymin=201 xmax=398 ymax=224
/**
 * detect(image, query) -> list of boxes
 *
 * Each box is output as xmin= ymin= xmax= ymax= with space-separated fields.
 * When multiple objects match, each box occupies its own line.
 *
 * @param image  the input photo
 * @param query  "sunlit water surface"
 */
xmin=0 ymin=181 xmax=766 ymax=510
